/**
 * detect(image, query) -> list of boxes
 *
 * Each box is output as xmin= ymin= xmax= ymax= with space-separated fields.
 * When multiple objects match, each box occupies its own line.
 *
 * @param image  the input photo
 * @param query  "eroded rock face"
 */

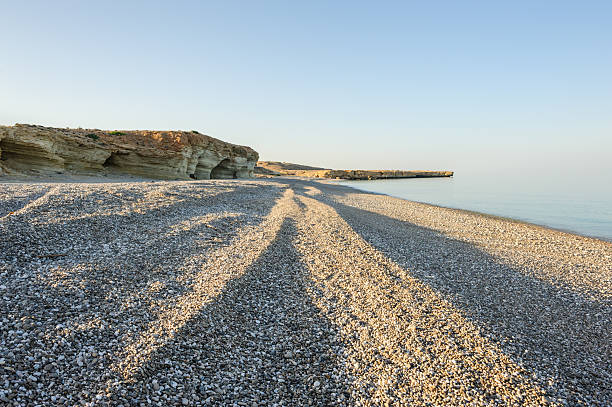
xmin=0 ymin=124 xmax=258 ymax=180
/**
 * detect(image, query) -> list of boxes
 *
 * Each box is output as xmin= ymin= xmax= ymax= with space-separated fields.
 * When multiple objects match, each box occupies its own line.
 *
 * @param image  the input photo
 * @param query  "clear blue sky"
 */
xmin=1 ymin=1 xmax=610 ymax=176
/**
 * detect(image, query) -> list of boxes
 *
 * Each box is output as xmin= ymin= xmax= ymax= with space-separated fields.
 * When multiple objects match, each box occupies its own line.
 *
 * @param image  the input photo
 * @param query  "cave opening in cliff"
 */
xmin=210 ymin=159 xmax=236 ymax=179
xmin=102 ymin=153 xmax=117 ymax=169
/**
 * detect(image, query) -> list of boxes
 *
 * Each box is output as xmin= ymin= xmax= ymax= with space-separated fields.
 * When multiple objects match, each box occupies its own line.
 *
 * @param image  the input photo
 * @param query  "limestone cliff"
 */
xmin=256 ymin=161 xmax=453 ymax=180
xmin=0 ymin=124 xmax=258 ymax=180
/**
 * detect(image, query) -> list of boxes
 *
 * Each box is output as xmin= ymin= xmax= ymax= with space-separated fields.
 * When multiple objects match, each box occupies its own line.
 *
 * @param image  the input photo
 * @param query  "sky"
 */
xmin=1 ymin=1 xmax=610 ymax=176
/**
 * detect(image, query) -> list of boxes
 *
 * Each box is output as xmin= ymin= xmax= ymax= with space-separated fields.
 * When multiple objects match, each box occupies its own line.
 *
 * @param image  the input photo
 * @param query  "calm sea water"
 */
xmin=341 ymin=175 xmax=612 ymax=242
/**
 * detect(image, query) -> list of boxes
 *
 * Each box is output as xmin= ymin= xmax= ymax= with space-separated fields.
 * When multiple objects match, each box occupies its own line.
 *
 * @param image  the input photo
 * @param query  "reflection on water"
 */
xmin=341 ymin=175 xmax=612 ymax=241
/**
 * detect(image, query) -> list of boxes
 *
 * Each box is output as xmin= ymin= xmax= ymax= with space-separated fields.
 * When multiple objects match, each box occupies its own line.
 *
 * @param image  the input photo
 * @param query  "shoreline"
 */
xmin=2 ymin=172 xmax=610 ymax=242
xmin=1 ymin=177 xmax=610 ymax=405
xmin=3 ymin=172 xmax=610 ymax=242
xmin=329 ymin=178 xmax=612 ymax=244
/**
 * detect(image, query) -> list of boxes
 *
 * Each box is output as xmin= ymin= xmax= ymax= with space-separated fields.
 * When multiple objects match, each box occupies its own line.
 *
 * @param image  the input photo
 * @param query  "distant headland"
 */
xmin=256 ymin=161 xmax=453 ymax=180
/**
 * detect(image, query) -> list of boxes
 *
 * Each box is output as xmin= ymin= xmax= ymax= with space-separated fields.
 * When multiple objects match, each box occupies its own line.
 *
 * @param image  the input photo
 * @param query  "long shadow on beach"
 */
xmin=0 ymin=181 xmax=293 ymax=405
xmin=1 ymin=182 xmax=285 ymax=323
xmin=114 ymin=217 xmax=353 ymax=405
xmin=288 ymin=179 xmax=611 ymax=405
xmin=0 ymin=181 xmax=281 ymax=261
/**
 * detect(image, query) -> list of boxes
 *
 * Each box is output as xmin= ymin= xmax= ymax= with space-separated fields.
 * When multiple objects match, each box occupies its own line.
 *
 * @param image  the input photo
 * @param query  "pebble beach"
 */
xmin=0 ymin=177 xmax=610 ymax=406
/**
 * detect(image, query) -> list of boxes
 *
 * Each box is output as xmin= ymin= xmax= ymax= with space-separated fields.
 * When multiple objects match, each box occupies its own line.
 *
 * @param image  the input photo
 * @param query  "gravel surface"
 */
xmin=0 ymin=178 xmax=610 ymax=406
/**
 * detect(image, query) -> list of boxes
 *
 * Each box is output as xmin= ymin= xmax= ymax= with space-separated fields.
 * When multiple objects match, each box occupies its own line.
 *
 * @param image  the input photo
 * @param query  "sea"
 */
xmin=340 ymin=174 xmax=612 ymax=242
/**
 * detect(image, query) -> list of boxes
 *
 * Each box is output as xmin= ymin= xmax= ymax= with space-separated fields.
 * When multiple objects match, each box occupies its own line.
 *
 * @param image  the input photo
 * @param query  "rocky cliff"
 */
xmin=0 ymin=124 xmax=258 ymax=180
xmin=255 ymin=161 xmax=453 ymax=180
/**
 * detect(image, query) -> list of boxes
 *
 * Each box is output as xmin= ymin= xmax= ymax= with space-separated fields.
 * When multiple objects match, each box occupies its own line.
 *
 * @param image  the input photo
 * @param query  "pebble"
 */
xmin=0 ymin=178 xmax=609 ymax=406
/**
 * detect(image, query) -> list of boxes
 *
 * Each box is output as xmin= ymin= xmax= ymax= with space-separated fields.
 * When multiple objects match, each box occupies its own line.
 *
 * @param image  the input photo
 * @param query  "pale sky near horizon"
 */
xmin=1 ymin=1 xmax=610 ymax=177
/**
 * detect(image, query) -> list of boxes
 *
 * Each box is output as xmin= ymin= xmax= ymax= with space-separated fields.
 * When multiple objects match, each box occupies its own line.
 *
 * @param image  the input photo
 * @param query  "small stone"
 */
xmin=0 ymin=174 xmax=607 ymax=406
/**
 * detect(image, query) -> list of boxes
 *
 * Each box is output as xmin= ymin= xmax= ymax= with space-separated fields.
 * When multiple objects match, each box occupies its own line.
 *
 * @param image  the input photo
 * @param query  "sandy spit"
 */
xmin=0 ymin=177 xmax=610 ymax=406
